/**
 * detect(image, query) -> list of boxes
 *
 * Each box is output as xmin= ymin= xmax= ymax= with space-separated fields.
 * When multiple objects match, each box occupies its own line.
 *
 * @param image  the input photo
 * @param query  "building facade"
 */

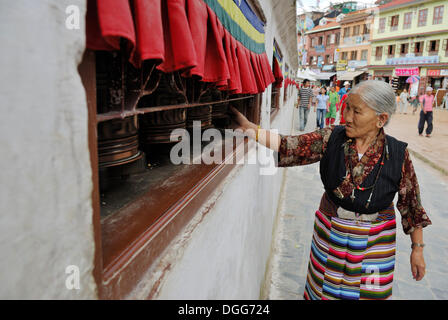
xmin=305 ymin=18 xmax=341 ymax=73
xmin=338 ymin=9 xmax=374 ymax=72
xmin=369 ymin=0 xmax=448 ymax=95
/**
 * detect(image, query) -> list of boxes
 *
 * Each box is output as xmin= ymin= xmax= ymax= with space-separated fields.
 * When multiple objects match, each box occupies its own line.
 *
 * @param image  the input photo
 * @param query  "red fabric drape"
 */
xmin=86 ymin=0 xmax=275 ymax=94
xmin=273 ymin=58 xmax=283 ymax=88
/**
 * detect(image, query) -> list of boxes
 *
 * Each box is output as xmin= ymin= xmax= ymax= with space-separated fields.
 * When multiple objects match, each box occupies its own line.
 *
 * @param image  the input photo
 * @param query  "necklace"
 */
xmin=346 ymin=135 xmax=389 ymax=209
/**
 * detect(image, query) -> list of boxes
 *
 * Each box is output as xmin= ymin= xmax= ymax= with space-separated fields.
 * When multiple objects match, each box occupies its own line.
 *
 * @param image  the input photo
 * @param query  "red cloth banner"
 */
xmin=273 ymin=58 xmax=283 ymax=88
xmin=86 ymin=0 xmax=275 ymax=94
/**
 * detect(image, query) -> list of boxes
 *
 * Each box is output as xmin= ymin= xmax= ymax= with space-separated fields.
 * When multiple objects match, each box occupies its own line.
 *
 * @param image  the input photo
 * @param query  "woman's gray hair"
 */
xmin=348 ymin=80 xmax=396 ymax=125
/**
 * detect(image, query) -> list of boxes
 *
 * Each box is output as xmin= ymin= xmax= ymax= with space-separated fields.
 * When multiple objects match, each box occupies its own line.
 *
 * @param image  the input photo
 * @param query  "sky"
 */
xmin=296 ymin=0 xmax=378 ymax=14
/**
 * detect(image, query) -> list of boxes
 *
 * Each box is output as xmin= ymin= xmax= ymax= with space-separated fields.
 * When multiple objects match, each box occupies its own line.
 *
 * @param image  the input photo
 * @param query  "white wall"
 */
xmin=0 ymin=1 xmax=97 ymax=299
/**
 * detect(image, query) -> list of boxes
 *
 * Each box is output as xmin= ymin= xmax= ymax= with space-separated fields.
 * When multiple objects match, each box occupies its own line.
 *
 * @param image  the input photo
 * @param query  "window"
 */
xmin=445 ymin=39 xmax=448 ymax=57
xmin=350 ymin=51 xmax=358 ymax=60
xmin=330 ymin=34 xmax=335 ymax=44
xmin=428 ymin=40 xmax=440 ymax=55
xmin=433 ymin=6 xmax=444 ymax=25
xmin=353 ymin=25 xmax=360 ymax=36
xmin=79 ymin=47 xmax=262 ymax=298
xmin=379 ymin=18 xmax=386 ymax=33
xmin=325 ymin=55 xmax=330 ymax=64
xmin=335 ymin=33 xmax=340 ymax=45
xmin=390 ymin=15 xmax=399 ymax=31
xmin=387 ymin=45 xmax=395 ymax=57
xmin=343 ymin=27 xmax=351 ymax=38
xmin=327 ymin=34 xmax=331 ymax=45
xmin=414 ymin=41 xmax=424 ymax=55
xmin=311 ymin=37 xmax=316 ymax=46
xmin=361 ymin=49 xmax=368 ymax=61
xmin=318 ymin=36 xmax=323 ymax=45
xmin=400 ymin=43 xmax=409 ymax=56
xmin=375 ymin=46 xmax=383 ymax=60
xmin=403 ymin=12 xmax=412 ymax=29
xmin=341 ymin=51 xmax=348 ymax=60
xmin=418 ymin=9 xmax=428 ymax=27
xmin=362 ymin=24 xmax=368 ymax=34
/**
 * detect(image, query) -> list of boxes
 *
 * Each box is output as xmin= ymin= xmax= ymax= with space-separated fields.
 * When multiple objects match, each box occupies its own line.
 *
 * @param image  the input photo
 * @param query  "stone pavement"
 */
xmin=263 ymin=108 xmax=448 ymax=300
xmin=386 ymin=107 xmax=448 ymax=176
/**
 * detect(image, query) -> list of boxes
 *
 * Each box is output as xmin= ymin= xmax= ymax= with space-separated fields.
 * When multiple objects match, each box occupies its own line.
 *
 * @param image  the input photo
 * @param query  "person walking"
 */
xmin=410 ymin=95 xmax=420 ymax=115
xmin=338 ymin=81 xmax=350 ymax=100
xmin=229 ymin=80 xmax=431 ymax=300
xmin=296 ymin=79 xmax=313 ymax=131
xmin=315 ymin=87 xmax=329 ymax=129
xmin=338 ymin=88 xmax=350 ymax=125
xmin=326 ymin=86 xmax=340 ymax=126
xmin=399 ymin=88 xmax=409 ymax=114
xmin=418 ymin=87 xmax=435 ymax=137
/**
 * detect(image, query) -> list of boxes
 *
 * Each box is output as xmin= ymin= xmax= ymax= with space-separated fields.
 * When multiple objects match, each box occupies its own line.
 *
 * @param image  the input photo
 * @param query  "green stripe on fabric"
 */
xmin=203 ymin=0 xmax=266 ymax=54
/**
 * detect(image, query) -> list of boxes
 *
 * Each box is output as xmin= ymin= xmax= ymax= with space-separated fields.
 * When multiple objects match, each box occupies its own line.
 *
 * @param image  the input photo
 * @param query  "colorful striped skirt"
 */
xmin=304 ymin=210 xmax=396 ymax=300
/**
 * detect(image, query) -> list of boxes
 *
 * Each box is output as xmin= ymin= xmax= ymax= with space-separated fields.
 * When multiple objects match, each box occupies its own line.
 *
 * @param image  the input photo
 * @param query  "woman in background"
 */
xmin=399 ymin=89 xmax=409 ymax=114
xmin=315 ymin=87 xmax=329 ymax=129
xmin=326 ymin=86 xmax=340 ymax=126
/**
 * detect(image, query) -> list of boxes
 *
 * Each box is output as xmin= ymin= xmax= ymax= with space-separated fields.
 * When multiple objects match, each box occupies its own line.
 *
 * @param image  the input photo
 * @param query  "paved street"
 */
xmin=264 ymin=108 xmax=448 ymax=300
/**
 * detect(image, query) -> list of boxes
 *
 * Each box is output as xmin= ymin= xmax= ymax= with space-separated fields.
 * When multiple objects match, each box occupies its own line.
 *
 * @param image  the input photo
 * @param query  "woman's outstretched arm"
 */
xmin=229 ymin=106 xmax=281 ymax=152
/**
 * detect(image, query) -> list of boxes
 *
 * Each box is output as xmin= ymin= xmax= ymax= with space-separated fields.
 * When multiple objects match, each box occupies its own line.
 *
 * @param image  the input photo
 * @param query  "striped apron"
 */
xmin=304 ymin=209 xmax=396 ymax=300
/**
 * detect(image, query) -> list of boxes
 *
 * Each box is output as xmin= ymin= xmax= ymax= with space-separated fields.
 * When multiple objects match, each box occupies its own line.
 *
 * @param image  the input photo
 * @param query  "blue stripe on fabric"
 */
xmin=232 ymin=0 xmax=265 ymax=33
xmin=311 ymin=240 xmax=327 ymax=265
xmin=361 ymin=260 xmax=396 ymax=272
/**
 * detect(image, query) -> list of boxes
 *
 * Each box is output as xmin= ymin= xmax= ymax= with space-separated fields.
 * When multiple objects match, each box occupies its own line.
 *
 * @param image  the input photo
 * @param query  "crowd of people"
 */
xmin=296 ymin=79 xmax=437 ymax=137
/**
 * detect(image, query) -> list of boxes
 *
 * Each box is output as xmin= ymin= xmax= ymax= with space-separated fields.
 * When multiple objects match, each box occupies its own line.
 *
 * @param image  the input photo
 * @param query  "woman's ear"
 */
xmin=377 ymin=113 xmax=389 ymax=128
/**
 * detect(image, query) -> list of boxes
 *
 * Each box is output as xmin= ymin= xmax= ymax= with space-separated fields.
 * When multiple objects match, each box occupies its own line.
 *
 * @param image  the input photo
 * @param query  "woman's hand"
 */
xmin=228 ymin=105 xmax=257 ymax=134
xmin=410 ymin=248 xmax=426 ymax=281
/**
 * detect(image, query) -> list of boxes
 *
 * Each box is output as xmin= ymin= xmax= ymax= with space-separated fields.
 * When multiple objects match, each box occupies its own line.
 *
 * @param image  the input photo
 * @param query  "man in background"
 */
xmin=418 ymin=86 xmax=435 ymax=137
xmin=296 ymin=79 xmax=313 ymax=131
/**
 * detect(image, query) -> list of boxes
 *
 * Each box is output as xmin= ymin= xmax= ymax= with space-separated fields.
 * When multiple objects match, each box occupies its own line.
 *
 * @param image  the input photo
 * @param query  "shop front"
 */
xmin=394 ymin=67 xmax=420 ymax=93
xmin=373 ymin=69 xmax=393 ymax=83
xmin=427 ymin=69 xmax=448 ymax=90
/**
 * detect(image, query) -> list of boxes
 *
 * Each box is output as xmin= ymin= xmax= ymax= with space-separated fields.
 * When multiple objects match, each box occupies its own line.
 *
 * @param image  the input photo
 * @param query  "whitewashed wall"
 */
xmin=0 ymin=1 xmax=97 ymax=299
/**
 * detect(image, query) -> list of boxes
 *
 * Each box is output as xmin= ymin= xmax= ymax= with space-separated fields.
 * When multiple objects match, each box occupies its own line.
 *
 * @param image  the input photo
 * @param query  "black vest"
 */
xmin=320 ymin=126 xmax=408 ymax=214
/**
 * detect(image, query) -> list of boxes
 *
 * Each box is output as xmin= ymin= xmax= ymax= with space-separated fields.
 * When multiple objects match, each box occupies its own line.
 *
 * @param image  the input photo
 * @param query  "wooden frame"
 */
xmin=78 ymin=50 xmax=262 ymax=299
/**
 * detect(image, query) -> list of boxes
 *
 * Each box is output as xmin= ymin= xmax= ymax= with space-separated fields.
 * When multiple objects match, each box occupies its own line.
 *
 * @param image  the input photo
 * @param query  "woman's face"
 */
xmin=320 ymin=88 xmax=326 ymax=94
xmin=343 ymin=93 xmax=388 ymax=138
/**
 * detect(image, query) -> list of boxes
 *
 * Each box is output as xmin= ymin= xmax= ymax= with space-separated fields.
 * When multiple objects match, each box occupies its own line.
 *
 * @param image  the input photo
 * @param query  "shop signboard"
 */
xmin=395 ymin=67 xmax=419 ymax=77
xmin=386 ymin=55 xmax=439 ymax=65
xmin=428 ymin=69 xmax=448 ymax=76
xmin=336 ymin=59 xmax=347 ymax=71
xmin=348 ymin=60 xmax=368 ymax=69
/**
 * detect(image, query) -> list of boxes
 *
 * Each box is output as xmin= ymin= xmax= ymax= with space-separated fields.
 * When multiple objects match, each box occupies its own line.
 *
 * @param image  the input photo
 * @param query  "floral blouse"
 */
xmin=277 ymin=126 xmax=432 ymax=234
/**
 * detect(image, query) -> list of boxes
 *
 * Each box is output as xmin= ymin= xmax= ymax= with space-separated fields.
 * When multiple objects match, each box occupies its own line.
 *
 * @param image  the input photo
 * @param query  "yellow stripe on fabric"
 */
xmin=217 ymin=0 xmax=265 ymax=44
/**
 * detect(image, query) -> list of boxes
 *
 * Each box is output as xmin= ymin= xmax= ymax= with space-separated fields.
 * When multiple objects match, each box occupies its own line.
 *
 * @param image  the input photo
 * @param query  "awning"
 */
xmin=86 ymin=0 xmax=275 ymax=95
xmin=315 ymin=72 xmax=336 ymax=80
xmin=337 ymin=71 xmax=365 ymax=81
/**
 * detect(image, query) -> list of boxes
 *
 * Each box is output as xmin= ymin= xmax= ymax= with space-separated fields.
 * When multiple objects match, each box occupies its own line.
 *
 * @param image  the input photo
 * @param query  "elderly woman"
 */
xmin=230 ymin=80 xmax=431 ymax=300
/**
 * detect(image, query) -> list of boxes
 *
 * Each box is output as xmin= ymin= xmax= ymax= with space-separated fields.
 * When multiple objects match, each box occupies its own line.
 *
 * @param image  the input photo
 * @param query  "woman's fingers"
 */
xmin=411 ymin=263 xmax=418 ymax=279
xmin=416 ymin=264 xmax=426 ymax=281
